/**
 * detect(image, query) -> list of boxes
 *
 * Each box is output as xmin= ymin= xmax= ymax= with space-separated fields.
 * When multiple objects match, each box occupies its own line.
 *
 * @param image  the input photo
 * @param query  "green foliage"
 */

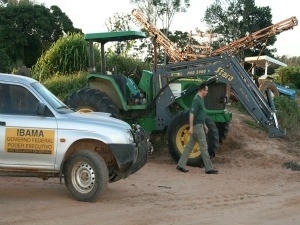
xmin=43 ymin=72 xmax=88 ymax=101
xmin=127 ymin=0 xmax=191 ymax=63
xmin=41 ymin=52 xmax=151 ymax=101
xmin=131 ymin=0 xmax=190 ymax=29
xmin=276 ymin=67 xmax=300 ymax=89
xmin=0 ymin=3 xmax=81 ymax=68
xmin=243 ymin=119 xmax=263 ymax=130
xmin=32 ymin=33 xmax=89 ymax=82
xmin=14 ymin=65 xmax=31 ymax=77
xmin=230 ymin=96 xmax=300 ymax=138
xmin=153 ymin=0 xmax=191 ymax=14
xmin=230 ymin=101 xmax=247 ymax=113
xmin=105 ymin=12 xmax=150 ymax=60
xmin=0 ymin=48 xmax=11 ymax=73
xmin=279 ymin=55 xmax=300 ymax=66
xmin=105 ymin=53 xmax=151 ymax=83
xmin=274 ymin=96 xmax=300 ymax=136
xmin=204 ymin=0 xmax=275 ymax=58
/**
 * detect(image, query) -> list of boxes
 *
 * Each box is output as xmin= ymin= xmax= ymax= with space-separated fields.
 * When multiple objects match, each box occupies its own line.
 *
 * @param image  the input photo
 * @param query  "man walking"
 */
xmin=176 ymin=83 xmax=218 ymax=174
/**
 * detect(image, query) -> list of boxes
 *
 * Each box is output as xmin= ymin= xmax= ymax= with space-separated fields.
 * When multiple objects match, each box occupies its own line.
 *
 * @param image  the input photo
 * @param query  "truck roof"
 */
xmin=0 ymin=73 xmax=36 ymax=85
xmin=84 ymin=30 xmax=146 ymax=43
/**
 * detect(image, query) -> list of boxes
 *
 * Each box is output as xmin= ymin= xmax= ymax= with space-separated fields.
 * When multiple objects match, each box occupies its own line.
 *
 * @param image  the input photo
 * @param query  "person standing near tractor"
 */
xmin=176 ymin=83 xmax=219 ymax=174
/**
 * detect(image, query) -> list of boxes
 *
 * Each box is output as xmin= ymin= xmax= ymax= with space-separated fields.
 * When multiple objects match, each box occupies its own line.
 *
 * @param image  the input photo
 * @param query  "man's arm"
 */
xmin=188 ymin=112 xmax=194 ymax=134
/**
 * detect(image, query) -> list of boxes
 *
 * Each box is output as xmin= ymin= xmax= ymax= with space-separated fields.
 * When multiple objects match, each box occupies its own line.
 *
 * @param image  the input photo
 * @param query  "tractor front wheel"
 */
xmin=259 ymin=80 xmax=279 ymax=98
xmin=64 ymin=88 xmax=120 ymax=118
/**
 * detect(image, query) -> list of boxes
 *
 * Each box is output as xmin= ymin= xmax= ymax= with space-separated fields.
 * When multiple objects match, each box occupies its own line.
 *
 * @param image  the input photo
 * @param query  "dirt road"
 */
xmin=1 ymin=108 xmax=300 ymax=225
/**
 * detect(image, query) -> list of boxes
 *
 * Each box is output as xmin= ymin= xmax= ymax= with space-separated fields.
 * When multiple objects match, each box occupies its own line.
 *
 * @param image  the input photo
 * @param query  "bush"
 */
xmin=105 ymin=53 xmax=151 ymax=83
xmin=43 ymin=72 xmax=87 ymax=101
xmin=230 ymin=96 xmax=300 ymax=138
xmin=274 ymin=96 xmax=300 ymax=136
xmin=276 ymin=67 xmax=300 ymax=89
xmin=32 ymin=33 xmax=89 ymax=82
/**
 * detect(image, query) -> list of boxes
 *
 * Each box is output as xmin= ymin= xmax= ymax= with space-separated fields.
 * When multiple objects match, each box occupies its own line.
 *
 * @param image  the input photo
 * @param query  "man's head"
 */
xmin=198 ymin=83 xmax=208 ymax=97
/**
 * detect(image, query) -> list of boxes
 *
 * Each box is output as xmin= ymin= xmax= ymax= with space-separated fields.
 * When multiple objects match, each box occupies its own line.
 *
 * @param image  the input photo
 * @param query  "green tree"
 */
xmin=279 ymin=56 xmax=300 ymax=67
xmin=276 ymin=66 xmax=300 ymax=89
xmin=105 ymin=12 xmax=141 ymax=58
xmin=0 ymin=3 xmax=81 ymax=69
xmin=204 ymin=0 xmax=274 ymax=59
xmin=130 ymin=0 xmax=190 ymax=64
xmin=106 ymin=52 xmax=151 ymax=82
xmin=0 ymin=48 xmax=11 ymax=72
xmin=152 ymin=0 xmax=190 ymax=31
xmin=130 ymin=0 xmax=158 ymax=24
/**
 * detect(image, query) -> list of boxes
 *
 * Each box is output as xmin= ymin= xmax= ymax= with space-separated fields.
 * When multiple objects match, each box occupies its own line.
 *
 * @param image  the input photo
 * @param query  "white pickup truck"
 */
xmin=0 ymin=73 xmax=148 ymax=202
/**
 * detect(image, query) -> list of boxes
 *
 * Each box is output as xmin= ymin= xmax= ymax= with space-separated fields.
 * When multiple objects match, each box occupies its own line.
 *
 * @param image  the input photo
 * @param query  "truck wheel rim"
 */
xmin=72 ymin=162 xmax=95 ymax=193
xmin=176 ymin=125 xmax=201 ymax=158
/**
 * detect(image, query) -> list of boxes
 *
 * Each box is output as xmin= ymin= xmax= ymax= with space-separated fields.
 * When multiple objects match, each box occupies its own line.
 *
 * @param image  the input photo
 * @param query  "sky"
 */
xmin=36 ymin=0 xmax=300 ymax=57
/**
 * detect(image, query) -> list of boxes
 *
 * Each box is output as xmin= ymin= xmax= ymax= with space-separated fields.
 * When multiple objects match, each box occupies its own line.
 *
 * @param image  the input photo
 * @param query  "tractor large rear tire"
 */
xmin=65 ymin=88 xmax=120 ymax=118
xmin=206 ymin=117 xmax=219 ymax=159
xmin=167 ymin=110 xmax=219 ymax=167
xmin=216 ymin=122 xmax=229 ymax=144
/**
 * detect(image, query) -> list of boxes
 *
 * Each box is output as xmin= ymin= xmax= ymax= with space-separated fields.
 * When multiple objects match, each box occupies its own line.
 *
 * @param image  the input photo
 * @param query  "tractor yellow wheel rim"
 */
xmin=77 ymin=108 xmax=94 ymax=113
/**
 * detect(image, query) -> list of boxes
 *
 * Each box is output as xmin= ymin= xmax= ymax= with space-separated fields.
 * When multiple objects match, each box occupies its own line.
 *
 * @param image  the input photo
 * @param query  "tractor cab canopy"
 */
xmin=85 ymin=30 xmax=146 ymax=74
xmin=85 ymin=30 xmax=146 ymax=43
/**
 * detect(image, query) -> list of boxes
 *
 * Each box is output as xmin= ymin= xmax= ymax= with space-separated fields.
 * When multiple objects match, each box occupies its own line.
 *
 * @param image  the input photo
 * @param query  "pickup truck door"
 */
xmin=0 ymin=83 xmax=58 ymax=170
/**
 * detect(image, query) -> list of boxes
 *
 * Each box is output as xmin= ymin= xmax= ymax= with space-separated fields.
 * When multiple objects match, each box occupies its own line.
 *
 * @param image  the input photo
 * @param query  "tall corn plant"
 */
xmin=32 ymin=33 xmax=89 ymax=82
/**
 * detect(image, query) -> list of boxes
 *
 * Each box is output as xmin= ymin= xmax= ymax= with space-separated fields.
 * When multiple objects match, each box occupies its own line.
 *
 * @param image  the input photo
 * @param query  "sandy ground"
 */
xmin=1 ymin=107 xmax=300 ymax=225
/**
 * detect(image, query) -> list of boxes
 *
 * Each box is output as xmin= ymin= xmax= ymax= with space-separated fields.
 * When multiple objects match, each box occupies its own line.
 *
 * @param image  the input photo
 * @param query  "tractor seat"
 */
xmin=111 ymin=75 xmax=127 ymax=98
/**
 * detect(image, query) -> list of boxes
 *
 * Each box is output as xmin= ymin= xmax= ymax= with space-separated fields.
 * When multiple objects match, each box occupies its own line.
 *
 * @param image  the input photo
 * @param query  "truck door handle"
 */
xmin=0 ymin=121 xmax=6 ymax=126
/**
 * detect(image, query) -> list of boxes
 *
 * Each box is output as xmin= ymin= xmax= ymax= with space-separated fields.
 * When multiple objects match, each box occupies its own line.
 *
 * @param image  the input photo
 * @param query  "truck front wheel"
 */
xmin=167 ymin=110 xmax=219 ymax=167
xmin=64 ymin=150 xmax=109 ymax=202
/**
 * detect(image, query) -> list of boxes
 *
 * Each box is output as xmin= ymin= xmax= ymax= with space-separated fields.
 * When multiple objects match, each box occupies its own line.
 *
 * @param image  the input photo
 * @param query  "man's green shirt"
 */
xmin=190 ymin=94 xmax=206 ymax=125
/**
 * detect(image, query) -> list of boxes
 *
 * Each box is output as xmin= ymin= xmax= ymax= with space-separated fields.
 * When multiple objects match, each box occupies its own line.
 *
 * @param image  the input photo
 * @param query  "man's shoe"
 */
xmin=205 ymin=169 xmax=218 ymax=174
xmin=176 ymin=166 xmax=189 ymax=173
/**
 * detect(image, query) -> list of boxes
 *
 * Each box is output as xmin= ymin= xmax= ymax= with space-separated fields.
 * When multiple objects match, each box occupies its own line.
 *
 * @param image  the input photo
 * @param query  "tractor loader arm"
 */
xmin=155 ymin=54 xmax=285 ymax=138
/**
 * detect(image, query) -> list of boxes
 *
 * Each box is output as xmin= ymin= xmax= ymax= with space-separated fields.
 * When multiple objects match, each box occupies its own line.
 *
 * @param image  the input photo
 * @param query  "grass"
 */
xmin=230 ymin=96 xmax=300 ymax=139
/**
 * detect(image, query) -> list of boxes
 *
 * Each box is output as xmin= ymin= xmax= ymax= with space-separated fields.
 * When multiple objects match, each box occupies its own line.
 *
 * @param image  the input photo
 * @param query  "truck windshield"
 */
xmin=31 ymin=82 xmax=73 ymax=113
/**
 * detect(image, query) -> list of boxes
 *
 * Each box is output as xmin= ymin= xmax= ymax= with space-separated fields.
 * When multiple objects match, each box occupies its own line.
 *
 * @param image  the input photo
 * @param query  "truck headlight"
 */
xmin=126 ymin=129 xmax=134 ymax=143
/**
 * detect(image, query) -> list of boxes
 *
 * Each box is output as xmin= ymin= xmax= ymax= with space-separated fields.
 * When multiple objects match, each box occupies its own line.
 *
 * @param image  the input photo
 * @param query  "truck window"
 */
xmin=0 ymin=84 xmax=5 ymax=113
xmin=0 ymin=83 xmax=39 ymax=115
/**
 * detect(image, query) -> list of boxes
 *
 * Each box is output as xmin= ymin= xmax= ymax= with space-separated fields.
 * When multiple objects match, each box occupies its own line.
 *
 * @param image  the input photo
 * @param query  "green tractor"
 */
xmin=65 ymin=30 xmax=285 ymax=167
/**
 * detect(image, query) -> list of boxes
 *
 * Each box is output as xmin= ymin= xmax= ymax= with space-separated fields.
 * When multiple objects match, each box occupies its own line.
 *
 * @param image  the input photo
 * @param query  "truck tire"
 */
xmin=64 ymin=87 xmax=120 ymax=118
xmin=167 ymin=110 xmax=219 ymax=167
xmin=64 ymin=150 xmax=109 ymax=202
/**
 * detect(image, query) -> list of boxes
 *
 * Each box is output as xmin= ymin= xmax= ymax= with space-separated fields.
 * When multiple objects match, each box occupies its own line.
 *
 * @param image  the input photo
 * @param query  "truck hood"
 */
xmin=63 ymin=111 xmax=131 ymax=130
